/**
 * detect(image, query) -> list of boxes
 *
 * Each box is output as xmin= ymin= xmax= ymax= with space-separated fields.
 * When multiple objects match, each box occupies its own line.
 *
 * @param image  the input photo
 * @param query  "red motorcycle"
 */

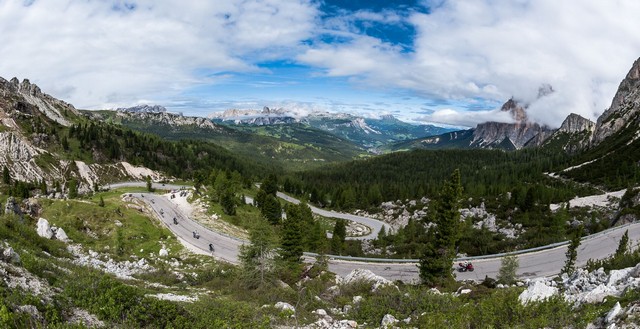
xmin=458 ymin=262 xmax=474 ymax=272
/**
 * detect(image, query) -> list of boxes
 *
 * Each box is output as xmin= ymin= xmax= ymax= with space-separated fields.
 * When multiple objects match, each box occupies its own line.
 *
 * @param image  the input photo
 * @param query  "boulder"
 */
xmin=342 ymin=269 xmax=394 ymax=292
xmin=159 ymin=247 xmax=168 ymax=257
xmin=1 ymin=243 xmax=20 ymax=264
xmin=607 ymin=268 xmax=633 ymax=287
xmin=274 ymin=301 xmax=295 ymax=313
xmin=352 ymin=295 xmax=363 ymax=304
xmin=4 ymin=197 xmax=22 ymax=217
xmin=381 ymin=314 xmax=398 ymax=328
xmin=519 ymin=279 xmax=558 ymax=304
xmin=55 ymin=227 xmax=70 ymax=242
xmin=605 ymin=302 xmax=622 ymax=324
xmin=36 ymin=218 xmax=54 ymax=239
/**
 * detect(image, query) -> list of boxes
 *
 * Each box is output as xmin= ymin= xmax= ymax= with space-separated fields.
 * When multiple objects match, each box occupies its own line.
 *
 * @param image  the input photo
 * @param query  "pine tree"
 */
xmin=239 ymin=221 xmax=277 ymax=289
xmin=261 ymin=194 xmax=282 ymax=225
xmin=562 ymin=225 xmax=583 ymax=275
xmin=614 ymin=230 xmax=629 ymax=259
xmin=419 ymin=169 xmax=463 ymax=286
xmin=331 ymin=219 xmax=346 ymax=255
xmin=221 ymin=189 xmax=236 ymax=215
xmin=280 ymin=204 xmax=303 ymax=263
xmin=262 ymin=174 xmax=278 ymax=196
xmin=68 ymin=179 xmax=78 ymax=199
xmin=146 ymin=176 xmax=153 ymax=192
xmin=2 ymin=166 xmax=10 ymax=185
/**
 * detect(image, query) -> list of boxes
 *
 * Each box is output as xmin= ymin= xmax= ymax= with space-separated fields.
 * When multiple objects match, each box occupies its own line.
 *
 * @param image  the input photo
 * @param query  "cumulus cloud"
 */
xmin=2 ymin=0 xmax=640 ymax=128
xmin=0 ymin=0 xmax=318 ymax=108
xmin=303 ymin=0 xmax=640 ymax=127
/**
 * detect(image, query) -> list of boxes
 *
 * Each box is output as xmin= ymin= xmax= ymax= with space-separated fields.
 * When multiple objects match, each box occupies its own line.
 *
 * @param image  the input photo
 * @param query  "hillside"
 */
xmin=0 ymin=77 xmax=266 ymax=194
xmin=85 ymin=108 xmax=366 ymax=171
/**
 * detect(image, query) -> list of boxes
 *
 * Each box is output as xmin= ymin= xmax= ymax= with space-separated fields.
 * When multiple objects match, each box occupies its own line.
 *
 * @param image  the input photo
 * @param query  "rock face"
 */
xmin=470 ymin=97 xmax=553 ymax=149
xmin=559 ymin=113 xmax=596 ymax=134
xmin=112 ymin=106 xmax=222 ymax=131
xmin=0 ymin=77 xmax=79 ymax=126
xmin=592 ymin=57 xmax=640 ymax=145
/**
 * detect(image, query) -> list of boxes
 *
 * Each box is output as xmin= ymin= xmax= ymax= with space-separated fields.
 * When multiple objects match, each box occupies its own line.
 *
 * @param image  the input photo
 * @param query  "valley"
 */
xmin=1 ymin=53 xmax=640 ymax=329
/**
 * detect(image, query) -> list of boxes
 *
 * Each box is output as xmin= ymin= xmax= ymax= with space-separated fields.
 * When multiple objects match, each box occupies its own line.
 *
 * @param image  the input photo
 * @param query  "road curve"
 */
xmin=275 ymin=192 xmax=392 ymax=240
xmin=108 ymin=182 xmax=640 ymax=283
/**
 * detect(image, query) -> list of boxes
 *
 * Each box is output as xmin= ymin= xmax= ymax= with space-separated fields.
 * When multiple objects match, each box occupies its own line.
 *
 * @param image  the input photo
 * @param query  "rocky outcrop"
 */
xmin=471 ymin=121 xmax=551 ymax=149
xmin=115 ymin=106 xmax=222 ymax=130
xmin=592 ymin=57 xmax=640 ymax=145
xmin=0 ymin=77 xmax=78 ymax=126
xmin=558 ymin=113 xmax=596 ymax=134
xmin=519 ymin=263 xmax=640 ymax=307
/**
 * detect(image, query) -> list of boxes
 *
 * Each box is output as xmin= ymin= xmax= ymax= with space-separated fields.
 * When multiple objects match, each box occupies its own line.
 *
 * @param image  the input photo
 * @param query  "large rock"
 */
xmin=518 ymin=279 xmax=558 ymax=304
xmin=159 ymin=247 xmax=168 ymax=257
xmin=36 ymin=218 xmax=54 ymax=239
xmin=381 ymin=314 xmax=398 ymax=328
xmin=274 ymin=301 xmax=295 ymax=313
xmin=341 ymin=269 xmax=394 ymax=292
xmin=54 ymin=227 xmax=70 ymax=242
xmin=0 ymin=242 xmax=21 ymax=264
xmin=605 ymin=302 xmax=622 ymax=324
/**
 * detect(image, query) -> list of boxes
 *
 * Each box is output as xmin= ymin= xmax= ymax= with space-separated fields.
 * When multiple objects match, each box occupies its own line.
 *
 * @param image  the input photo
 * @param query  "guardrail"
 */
xmin=304 ymin=221 xmax=639 ymax=263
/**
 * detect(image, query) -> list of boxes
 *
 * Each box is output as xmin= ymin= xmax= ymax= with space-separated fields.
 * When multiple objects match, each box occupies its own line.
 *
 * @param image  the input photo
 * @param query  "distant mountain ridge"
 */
xmin=210 ymin=106 xmax=455 ymax=149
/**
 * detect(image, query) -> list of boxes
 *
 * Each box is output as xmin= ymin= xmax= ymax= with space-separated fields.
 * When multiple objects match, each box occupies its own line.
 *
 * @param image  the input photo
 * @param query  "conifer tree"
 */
xmin=2 ymin=166 xmax=10 ymax=185
xmin=331 ymin=219 xmax=346 ymax=255
xmin=614 ymin=230 xmax=629 ymax=259
xmin=419 ymin=169 xmax=463 ymax=286
xmin=221 ymin=189 xmax=236 ymax=215
xmin=68 ymin=179 xmax=78 ymax=199
xmin=261 ymin=194 xmax=282 ymax=225
xmin=280 ymin=204 xmax=303 ymax=263
xmin=262 ymin=174 xmax=278 ymax=196
xmin=239 ymin=221 xmax=277 ymax=289
xmin=562 ymin=225 xmax=583 ymax=275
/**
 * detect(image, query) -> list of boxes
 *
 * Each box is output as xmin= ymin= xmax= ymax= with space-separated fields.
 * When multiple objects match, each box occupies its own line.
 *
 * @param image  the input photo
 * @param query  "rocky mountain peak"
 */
xmin=0 ymin=76 xmax=77 ymax=126
xmin=117 ymin=104 xmax=167 ymax=114
xmin=558 ymin=113 xmax=595 ymax=134
xmin=592 ymin=57 xmax=640 ymax=145
xmin=500 ymin=98 xmax=528 ymax=122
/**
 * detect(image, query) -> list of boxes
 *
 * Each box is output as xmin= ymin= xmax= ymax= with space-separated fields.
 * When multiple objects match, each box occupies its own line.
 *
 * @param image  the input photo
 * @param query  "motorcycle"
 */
xmin=458 ymin=262 xmax=474 ymax=272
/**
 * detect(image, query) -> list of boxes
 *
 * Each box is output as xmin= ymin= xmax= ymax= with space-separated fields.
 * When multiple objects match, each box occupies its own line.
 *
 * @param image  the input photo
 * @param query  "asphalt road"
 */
xmin=111 ymin=182 xmax=640 ymax=283
xmin=275 ymin=192 xmax=392 ymax=240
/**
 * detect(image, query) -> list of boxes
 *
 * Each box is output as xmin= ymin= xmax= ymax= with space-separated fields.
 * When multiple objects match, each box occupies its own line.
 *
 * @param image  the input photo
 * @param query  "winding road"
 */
xmin=109 ymin=182 xmax=640 ymax=283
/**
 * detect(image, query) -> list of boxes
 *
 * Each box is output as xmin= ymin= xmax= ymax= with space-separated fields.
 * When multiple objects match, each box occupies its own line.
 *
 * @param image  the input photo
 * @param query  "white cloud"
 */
xmin=418 ymin=108 xmax=514 ymax=128
xmin=0 ymin=0 xmax=318 ymax=108
xmin=303 ymin=0 xmax=640 ymax=127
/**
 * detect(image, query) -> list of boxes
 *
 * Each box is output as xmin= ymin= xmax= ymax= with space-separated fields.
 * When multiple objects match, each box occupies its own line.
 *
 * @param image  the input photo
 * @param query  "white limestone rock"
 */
xmin=519 ymin=279 xmax=558 ymax=304
xmin=159 ymin=247 xmax=169 ymax=257
xmin=55 ymin=227 xmax=70 ymax=242
xmin=36 ymin=218 xmax=53 ymax=239
xmin=275 ymin=301 xmax=295 ymax=313
xmin=606 ymin=302 xmax=622 ymax=324
xmin=381 ymin=314 xmax=398 ymax=328
xmin=342 ymin=268 xmax=394 ymax=292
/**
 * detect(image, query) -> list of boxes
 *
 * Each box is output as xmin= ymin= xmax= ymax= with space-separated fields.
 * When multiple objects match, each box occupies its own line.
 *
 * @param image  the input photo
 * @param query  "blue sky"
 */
xmin=2 ymin=0 xmax=640 ymax=127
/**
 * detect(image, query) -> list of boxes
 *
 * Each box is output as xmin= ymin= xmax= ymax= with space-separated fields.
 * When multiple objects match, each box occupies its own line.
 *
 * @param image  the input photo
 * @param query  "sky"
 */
xmin=1 ymin=0 xmax=640 ymax=128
